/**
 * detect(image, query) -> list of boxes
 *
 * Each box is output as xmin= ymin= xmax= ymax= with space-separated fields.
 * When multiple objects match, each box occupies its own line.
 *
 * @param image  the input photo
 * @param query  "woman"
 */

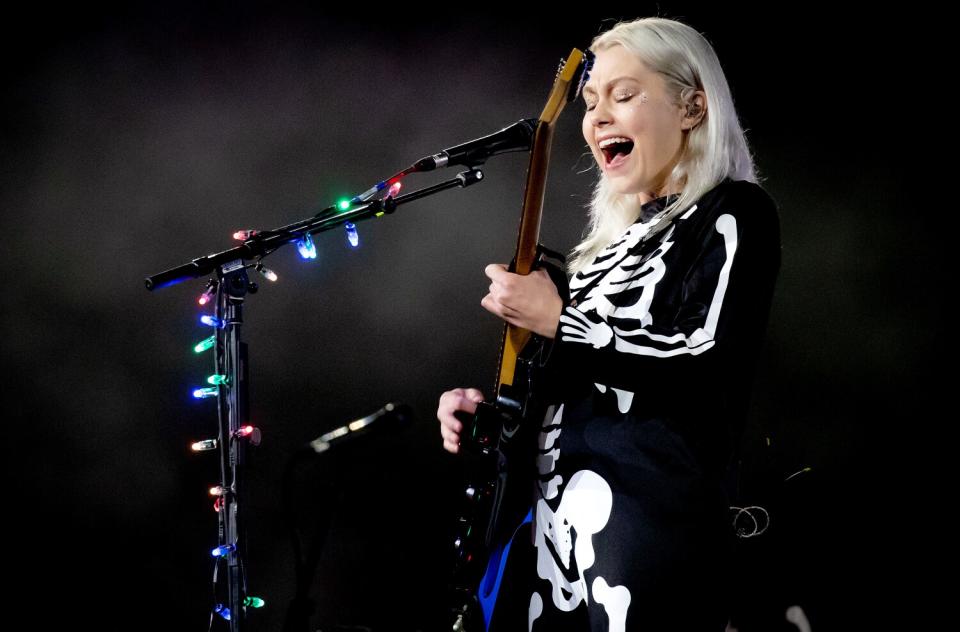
xmin=438 ymin=17 xmax=780 ymax=631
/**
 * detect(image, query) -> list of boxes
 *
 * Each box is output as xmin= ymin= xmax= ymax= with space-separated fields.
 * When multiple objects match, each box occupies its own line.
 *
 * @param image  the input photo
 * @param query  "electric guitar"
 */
xmin=449 ymin=47 xmax=593 ymax=631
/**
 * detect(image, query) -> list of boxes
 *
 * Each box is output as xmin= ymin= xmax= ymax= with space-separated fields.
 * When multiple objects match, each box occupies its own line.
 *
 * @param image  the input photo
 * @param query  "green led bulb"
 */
xmin=207 ymin=374 xmax=228 ymax=385
xmin=244 ymin=596 xmax=265 ymax=608
xmin=194 ymin=335 xmax=215 ymax=353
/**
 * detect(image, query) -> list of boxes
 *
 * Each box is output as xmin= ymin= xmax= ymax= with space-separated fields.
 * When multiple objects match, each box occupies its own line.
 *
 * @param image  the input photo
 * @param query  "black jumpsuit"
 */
xmin=485 ymin=177 xmax=781 ymax=631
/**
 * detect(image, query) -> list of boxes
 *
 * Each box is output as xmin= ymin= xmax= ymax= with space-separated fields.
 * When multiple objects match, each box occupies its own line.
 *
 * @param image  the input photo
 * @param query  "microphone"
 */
xmin=307 ymin=402 xmax=414 ymax=454
xmin=413 ymin=118 xmax=539 ymax=171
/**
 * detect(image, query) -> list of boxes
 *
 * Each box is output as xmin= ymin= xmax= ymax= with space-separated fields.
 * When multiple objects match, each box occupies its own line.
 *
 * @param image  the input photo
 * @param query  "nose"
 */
xmin=585 ymin=98 xmax=612 ymax=131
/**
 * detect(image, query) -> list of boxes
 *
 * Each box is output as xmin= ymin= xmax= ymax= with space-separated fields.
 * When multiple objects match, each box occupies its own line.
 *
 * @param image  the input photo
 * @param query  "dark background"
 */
xmin=1 ymin=3 xmax=932 ymax=631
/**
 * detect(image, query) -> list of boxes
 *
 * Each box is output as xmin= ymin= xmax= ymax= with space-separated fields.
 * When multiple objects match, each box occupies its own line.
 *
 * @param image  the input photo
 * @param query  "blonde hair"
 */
xmin=568 ymin=17 xmax=759 ymax=275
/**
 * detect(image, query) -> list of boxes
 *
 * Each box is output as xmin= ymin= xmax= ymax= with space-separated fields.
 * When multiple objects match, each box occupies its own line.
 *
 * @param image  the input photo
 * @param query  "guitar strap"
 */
xmin=530 ymin=243 xmax=570 ymax=303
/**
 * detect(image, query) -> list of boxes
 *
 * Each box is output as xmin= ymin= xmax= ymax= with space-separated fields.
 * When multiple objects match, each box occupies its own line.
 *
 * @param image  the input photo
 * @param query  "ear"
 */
xmin=681 ymin=90 xmax=707 ymax=131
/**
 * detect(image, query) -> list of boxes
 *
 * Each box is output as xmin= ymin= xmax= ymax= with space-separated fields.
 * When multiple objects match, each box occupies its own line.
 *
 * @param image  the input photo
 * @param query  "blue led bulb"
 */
xmin=345 ymin=222 xmax=359 ymax=247
xmin=296 ymin=234 xmax=317 ymax=259
xmin=200 ymin=315 xmax=224 ymax=328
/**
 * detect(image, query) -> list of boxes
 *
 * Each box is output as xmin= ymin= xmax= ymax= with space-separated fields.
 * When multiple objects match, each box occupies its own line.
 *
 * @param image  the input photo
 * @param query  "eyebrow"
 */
xmin=582 ymin=76 xmax=641 ymax=96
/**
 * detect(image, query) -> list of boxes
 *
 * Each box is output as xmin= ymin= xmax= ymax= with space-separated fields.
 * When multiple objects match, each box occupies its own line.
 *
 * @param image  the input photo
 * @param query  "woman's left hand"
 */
xmin=481 ymin=263 xmax=563 ymax=339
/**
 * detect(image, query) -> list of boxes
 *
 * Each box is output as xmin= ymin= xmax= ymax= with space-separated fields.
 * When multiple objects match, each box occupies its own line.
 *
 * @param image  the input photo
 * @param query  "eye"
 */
xmin=583 ymin=92 xmax=632 ymax=112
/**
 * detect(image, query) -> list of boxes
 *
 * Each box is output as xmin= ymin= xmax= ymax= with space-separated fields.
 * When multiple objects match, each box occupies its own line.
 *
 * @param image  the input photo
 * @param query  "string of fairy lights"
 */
xmin=185 ymin=181 xmax=404 ymax=626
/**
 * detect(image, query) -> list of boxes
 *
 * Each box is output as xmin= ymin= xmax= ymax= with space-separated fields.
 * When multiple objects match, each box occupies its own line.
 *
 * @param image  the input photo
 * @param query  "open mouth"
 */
xmin=600 ymin=140 xmax=634 ymax=166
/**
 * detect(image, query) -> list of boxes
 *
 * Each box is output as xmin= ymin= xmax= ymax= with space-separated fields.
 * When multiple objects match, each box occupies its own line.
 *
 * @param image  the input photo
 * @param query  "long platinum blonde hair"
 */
xmin=568 ymin=17 xmax=760 ymax=275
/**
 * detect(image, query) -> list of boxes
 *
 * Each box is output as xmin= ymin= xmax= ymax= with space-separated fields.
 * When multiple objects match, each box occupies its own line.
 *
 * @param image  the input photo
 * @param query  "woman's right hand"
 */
xmin=437 ymin=387 xmax=485 ymax=454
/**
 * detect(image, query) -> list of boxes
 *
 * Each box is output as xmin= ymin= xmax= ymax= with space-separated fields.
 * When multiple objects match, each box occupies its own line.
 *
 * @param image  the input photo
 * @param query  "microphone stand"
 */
xmin=146 ymin=167 xmax=486 ymax=631
xmin=145 ymin=168 xmax=485 ymax=291
xmin=214 ymin=260 xmax=252 ymax=632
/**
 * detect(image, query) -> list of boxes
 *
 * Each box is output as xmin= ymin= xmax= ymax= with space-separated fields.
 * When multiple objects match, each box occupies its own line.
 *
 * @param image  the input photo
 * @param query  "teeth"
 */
xmin=598 ymin=137 xmax=631 ymax=148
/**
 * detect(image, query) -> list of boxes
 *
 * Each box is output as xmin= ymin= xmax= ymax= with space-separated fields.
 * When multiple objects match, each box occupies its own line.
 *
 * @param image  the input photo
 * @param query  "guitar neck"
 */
xmin=491 ymin=48 xmax=590 ymax=399
xmin=494 ymin=121 xmax=553 ymax=393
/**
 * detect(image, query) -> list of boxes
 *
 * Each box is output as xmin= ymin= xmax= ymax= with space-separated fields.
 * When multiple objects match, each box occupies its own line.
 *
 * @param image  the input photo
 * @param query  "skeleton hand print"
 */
xmin=559 ymin=308 xmax=613 ymax=349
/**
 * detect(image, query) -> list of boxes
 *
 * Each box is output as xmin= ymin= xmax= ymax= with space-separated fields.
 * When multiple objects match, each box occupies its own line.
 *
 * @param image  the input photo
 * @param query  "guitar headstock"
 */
xmin=540 ymin=48 xmax=595 ymax=125
xmin=554 ymin=49 xmax=595 ymax=101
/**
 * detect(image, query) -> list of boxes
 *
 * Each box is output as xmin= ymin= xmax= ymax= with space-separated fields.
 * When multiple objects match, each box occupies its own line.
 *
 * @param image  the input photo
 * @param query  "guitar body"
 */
xmin=450 ymin=326 xmax=550 ymax=631
xmin=455 ymin=245 xmax=570 ymax=547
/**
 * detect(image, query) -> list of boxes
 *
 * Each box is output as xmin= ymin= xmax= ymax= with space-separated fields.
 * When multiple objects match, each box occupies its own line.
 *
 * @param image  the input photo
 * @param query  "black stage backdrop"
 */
xmin=1 ymin=3 xmax=935 ymax=631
